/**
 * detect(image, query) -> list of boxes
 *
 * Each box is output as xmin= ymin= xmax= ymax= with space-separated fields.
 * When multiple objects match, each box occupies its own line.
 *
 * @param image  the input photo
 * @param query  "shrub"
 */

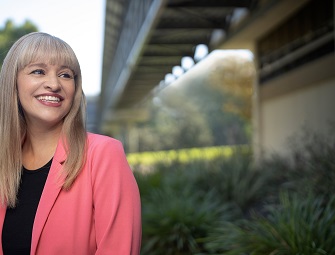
xmin=134 ymin=130 xmax=335 ymax=255
xmin=284 ymin=132 xmax=335 ymax=199
xmin=191 ymin=150 xmax=270 ymax=213
xmin=205 ymin=193 xmax=335 ymax=255
xmin=255 ymin=130 xmax=335 ymax=204
xmin=141 ymin=185 xmax=237 ymax=255
xmin=128 ymin=145 xmax=250 ymax=171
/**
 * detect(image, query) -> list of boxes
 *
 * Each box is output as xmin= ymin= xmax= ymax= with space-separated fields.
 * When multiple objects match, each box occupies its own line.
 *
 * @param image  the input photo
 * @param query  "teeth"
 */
xmin=36 ymin=96 xmax=60 ymax=102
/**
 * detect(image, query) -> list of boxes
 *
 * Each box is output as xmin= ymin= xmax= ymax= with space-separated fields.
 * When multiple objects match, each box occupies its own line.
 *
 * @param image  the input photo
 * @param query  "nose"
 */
xmin=44 ymin=74 xmax=61 ymax=91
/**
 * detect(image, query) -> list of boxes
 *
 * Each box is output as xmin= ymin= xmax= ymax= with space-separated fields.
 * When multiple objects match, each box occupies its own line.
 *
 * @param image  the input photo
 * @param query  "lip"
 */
xmin=35 ymin=93 xmax=64 ymax=107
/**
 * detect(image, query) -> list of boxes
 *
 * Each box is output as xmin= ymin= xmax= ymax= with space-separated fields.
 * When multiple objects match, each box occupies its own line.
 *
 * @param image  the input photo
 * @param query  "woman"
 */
xmin=0 ymin=32 xmax=141 ymax=254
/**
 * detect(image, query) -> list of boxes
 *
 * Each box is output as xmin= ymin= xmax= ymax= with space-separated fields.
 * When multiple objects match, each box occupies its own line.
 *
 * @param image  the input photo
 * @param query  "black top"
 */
xmin=2 ymin=159 xmax=52 ymax=255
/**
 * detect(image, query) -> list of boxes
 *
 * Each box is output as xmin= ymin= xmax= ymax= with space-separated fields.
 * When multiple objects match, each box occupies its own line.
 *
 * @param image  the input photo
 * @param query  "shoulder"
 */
xmin=84 ymin=133 xmax=133 ymax=182
xmin=85 ymin=132 xmax=125 ymax=155
xmin=86 ymin=132 xmax=121 ymax=145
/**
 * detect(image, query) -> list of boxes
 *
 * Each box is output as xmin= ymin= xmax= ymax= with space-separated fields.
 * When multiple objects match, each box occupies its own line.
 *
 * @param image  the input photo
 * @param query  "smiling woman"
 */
xmin=0 ymin=32 xmax=141 ymax=255
xmin=17 ymin=62 xmax=75 ymax=132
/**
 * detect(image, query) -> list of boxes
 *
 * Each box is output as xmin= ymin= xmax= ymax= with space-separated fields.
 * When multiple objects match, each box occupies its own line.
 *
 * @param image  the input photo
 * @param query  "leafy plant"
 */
xmin=127 ymin=145 xmax=248 ymax=170
xmin=205 ymin=193 xmax=335 ymax=255
xmin=141 ymin=186 xmax=236 ymax=255
xmin=134 ymin=128 xmax=335 ymax=255
xmin=284 ymin=130 xmax=335 ymax=198
xmin=191 ymin=149 xmax=269 ymax=213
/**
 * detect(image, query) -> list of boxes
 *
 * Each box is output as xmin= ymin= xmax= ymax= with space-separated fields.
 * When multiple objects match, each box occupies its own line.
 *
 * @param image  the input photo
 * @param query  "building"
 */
xmin=218 ymin=0 xmax=335 ymax=158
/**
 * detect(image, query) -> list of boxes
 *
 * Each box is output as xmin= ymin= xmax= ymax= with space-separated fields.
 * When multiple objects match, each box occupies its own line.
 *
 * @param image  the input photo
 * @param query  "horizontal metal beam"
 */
xmin=149 ymin=37 xmax=209 ymax=44
xmin=130 ymin=72 xmax=170 ymax=78
xmin=128 ymin=79 xmax=162 ymax=84
xmin=139 ymin=55 xmax=182 ymax=65
xmin=135 ymin=66 xmax=174 ymax=73
xmin=143 ymin=43 xmax=194 ymax=56
xmin=167 ymin=0 xmax=253 ymax=8
xmin=156 ymin=21 xmax=226 ymax=29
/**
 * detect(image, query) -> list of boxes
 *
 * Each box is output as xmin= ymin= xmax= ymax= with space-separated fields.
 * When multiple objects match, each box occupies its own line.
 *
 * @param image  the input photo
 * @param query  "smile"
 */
xmin=36 ymin=95 xmax=61 ymax=103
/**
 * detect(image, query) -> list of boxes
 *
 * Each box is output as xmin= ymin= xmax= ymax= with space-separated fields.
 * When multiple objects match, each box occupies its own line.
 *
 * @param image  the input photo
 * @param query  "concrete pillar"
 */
xmin=249 ymin=43 xmax=262 ymax=162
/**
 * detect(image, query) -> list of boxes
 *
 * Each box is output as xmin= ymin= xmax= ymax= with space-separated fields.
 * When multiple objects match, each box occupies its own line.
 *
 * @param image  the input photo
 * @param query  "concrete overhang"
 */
xmin=218 ymin=0 xmax=311 ymax=50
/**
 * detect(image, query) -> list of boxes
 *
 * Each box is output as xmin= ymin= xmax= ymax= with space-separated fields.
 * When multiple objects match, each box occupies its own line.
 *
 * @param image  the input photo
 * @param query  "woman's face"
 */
xmin=17 ymin=61 xmax=76 ymax=129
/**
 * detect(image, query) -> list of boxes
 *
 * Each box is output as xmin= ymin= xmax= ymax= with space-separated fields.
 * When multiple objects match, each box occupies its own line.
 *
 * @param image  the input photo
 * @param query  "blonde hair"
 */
xmin=0 ymin=32 xmax=87 ymax=207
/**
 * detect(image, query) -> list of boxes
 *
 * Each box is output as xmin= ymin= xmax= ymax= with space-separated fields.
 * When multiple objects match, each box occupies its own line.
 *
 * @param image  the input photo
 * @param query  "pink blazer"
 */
xmin=0 ymin=133 xmax=142 ymax=254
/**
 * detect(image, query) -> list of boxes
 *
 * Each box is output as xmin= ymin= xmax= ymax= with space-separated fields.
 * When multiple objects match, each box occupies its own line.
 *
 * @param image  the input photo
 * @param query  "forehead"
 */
xmin=18 ymin=50 xmax=79 ymax=75
xmin=24 ymin=60 xmax=73 ymax=70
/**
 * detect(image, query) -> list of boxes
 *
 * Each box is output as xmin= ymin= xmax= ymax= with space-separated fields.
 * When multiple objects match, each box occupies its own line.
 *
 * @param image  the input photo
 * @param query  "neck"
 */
xmin=22 ymin=125 xmax=62 ymax=170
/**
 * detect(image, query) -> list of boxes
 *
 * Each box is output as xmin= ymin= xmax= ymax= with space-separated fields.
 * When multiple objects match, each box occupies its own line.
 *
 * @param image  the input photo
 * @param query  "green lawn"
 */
xmin=127 ymin=145 xmax=250 ymax=167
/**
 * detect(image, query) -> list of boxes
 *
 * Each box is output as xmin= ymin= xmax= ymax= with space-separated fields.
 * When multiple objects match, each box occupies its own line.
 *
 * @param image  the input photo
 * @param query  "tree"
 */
xmin=208 ymin=52 xmax=255 ymax=121
xmin=136 ymin=91 xmax=214 ymax=151
xmin=133 ymin=54 xmax=252 ymax=151
xmin=0 ymin=19 xmax=38 ymax=68
xmin=121 ymin=51 xmax=254 ymax=152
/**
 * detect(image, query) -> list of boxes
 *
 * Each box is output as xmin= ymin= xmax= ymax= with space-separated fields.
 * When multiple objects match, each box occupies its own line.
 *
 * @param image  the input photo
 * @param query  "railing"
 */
xmin=100 ymin=0 xmax=167 ymax=127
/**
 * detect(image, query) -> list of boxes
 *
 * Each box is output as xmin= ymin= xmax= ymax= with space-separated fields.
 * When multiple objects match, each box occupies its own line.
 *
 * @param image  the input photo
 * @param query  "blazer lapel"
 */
xmin=0 ymin=204 xmax=6 ymax=255
xmin=0 ymin=141 xmax=66 ymax=255
xmin=30 ymin=138 xmax=67 ymax=255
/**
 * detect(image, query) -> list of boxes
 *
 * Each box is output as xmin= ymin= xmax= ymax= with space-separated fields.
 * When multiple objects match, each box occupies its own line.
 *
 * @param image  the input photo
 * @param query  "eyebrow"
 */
xmin=26 ymin=63 xmax=73 ymax=71
xmin=26 ymin=63 xmax=48 ymax=69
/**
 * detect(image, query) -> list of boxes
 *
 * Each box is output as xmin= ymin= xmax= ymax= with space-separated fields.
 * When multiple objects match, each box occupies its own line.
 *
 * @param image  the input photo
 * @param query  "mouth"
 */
xmin=36 ymin=95 xmax=63 ymax=103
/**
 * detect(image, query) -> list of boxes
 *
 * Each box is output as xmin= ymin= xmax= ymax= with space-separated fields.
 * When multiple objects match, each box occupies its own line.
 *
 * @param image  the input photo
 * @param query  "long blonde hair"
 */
xmin=0 ymin=32 xmax=87 ymax=207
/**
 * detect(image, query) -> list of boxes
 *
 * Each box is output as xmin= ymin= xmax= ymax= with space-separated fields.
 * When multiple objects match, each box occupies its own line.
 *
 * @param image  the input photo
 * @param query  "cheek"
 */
xmin=17 ymin=81 xmax=28 ymax=105
xmin=65 ymin=85 xmax=77 ymax=109
xmin=69 ymin=86 xmax=76 ymax=102
xmin=67 ymin=80 xmax=76 ymax=96
xmin=16 ymin=74 xmax=35 ymax=102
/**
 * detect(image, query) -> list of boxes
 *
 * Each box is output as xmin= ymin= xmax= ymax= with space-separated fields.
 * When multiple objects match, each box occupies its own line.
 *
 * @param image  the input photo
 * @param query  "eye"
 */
xmin=30 ymin=69 xmax=45 ymax=75
xmin=59 ymin=71 xmax=74 ymax=79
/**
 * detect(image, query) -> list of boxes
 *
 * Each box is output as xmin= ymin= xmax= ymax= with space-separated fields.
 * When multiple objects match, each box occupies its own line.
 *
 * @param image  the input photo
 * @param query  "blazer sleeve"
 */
xmin=89 ymin=137 xmax=142 ymax=254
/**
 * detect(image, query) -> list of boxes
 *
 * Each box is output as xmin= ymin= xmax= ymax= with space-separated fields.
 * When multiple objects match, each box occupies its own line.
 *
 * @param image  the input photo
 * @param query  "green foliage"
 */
xmin=191 ymin=151 xmax=268 ymax=212
xmin=129 ymin=57 xmax=251 ymax=152
xmin=135 ymin=147 xmax=266 ymax=255
xmin=208 ymin=53 xmax=255 ymax=121
xmin=0 ymin=19 xmax=38 ymax=67
xmin=127 ymin=145 xmax=249 ymax=169
xmin=255 ymin=129 xmax=335 ymax=203
xmin=137 ymin=163 xmax=240 ymax=255
xmin=141 ymin=187 xmax=234 ymax=255
xmin=136 ymin=94 xmax=214 ymax=151
xmin=284 ymin=130 xmax=335 ymax=198
xmin=135 ymin=131 xmax=335 ymax=255
xmin=205 ymin=194 xmax=335 ymax=255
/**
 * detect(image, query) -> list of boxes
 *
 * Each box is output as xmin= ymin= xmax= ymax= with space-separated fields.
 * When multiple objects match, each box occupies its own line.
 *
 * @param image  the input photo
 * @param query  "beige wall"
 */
xmin=259 ymin=59 xmax=335 ymax=157
xmin=217 ymin=0 xmax=335 ymax=159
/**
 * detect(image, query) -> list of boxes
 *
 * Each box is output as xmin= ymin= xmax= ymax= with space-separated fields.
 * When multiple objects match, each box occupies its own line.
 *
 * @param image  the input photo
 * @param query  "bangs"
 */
xmin=17 ymin=34 xmax=80 ymax=76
